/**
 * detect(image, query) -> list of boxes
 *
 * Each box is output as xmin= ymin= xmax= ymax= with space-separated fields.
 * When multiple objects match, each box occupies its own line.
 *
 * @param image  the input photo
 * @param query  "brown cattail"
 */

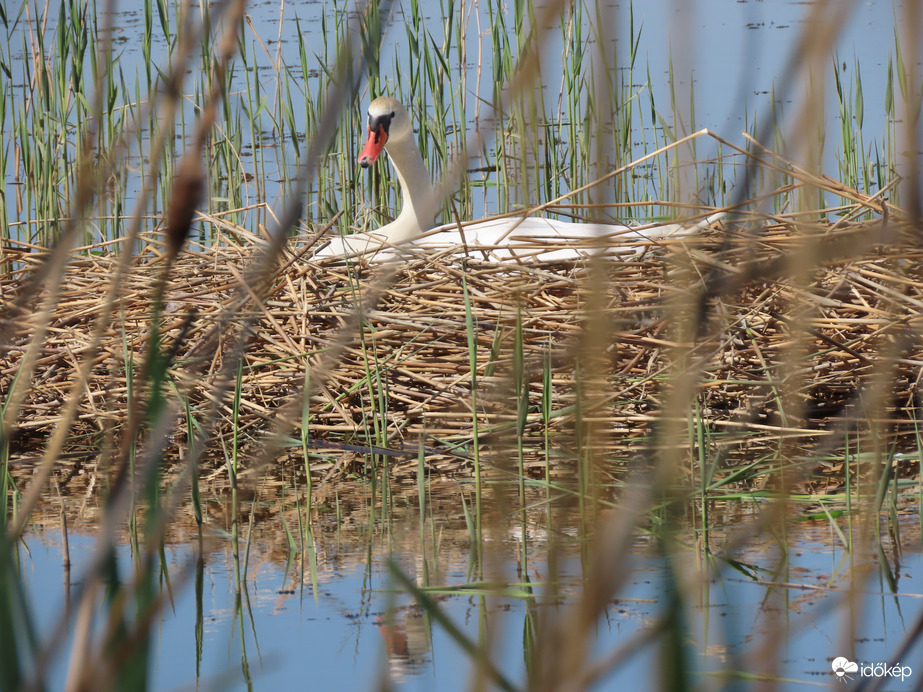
xmin=165 ymin=153 xmax=204 ymax=262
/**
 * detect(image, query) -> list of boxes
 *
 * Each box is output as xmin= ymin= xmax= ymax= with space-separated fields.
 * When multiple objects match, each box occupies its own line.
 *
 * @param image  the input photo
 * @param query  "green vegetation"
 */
xmin=1 ymin=0 xmax=921 ymax=689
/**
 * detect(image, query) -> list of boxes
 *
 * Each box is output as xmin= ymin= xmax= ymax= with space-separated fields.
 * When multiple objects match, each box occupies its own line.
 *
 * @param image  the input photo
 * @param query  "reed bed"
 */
xmin=1 ymin=162 xmax=914 ymax=491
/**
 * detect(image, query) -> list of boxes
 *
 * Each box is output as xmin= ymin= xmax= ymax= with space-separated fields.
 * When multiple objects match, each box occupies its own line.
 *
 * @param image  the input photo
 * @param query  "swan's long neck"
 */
xmin=383 ymin=135 xmax=436 ymax=244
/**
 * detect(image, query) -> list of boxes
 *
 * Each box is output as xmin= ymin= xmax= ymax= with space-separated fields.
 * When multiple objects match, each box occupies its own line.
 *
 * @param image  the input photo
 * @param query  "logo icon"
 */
xmin=832 ymin=657 xmax=859 ymax=682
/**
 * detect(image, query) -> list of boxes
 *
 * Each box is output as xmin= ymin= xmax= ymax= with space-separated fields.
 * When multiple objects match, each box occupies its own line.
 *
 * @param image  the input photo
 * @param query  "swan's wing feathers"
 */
xmin=316 ymin=213 xmax=725 ymax=261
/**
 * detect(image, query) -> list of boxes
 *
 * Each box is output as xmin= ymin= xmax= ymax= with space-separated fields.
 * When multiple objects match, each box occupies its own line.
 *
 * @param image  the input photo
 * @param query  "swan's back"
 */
xmin=314 ymin=213 xmax=724 ymax=262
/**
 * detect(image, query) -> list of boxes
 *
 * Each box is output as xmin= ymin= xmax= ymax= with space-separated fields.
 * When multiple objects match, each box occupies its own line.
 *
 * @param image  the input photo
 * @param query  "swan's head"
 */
xmin=358 ymin=97 xmax=412 ymax=168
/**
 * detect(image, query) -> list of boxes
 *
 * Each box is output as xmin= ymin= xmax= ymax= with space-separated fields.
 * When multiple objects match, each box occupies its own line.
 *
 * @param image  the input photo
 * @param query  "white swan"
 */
xmin=315 ymin=96 xmax=723 ymax=261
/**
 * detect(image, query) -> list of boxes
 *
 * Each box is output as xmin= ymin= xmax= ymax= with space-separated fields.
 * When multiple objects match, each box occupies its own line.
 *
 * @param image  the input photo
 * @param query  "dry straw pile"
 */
xmin=1 ymin=177 xmax=918 ymax=484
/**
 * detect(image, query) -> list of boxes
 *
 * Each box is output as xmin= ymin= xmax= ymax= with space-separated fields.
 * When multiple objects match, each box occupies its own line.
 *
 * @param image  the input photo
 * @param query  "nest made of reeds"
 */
xmin=1 ymin=191 xmax=920 ymax=487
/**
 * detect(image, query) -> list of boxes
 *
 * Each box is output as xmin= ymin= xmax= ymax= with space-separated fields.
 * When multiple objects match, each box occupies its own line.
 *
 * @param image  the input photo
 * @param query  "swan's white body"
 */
xmin=318 ymin=214 xmax=724 ymax=262
xmin=316 ymin=97 xmax=723 ymax=261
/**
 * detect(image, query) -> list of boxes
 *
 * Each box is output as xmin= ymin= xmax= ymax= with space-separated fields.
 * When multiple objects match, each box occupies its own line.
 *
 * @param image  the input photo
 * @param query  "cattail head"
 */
xmin=165 ymin=153 xmax=204 ymax=262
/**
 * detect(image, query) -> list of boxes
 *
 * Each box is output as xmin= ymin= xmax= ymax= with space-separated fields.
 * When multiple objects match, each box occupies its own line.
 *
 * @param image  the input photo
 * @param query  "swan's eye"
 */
xmin=390 ymin=111 xmax=395 ymax=118
xmin=368 ymin=112 xmax=393 ymax=136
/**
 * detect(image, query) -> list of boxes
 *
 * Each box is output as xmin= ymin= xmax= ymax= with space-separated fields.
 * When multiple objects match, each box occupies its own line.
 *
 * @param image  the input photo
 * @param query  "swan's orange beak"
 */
xmin=359 ymin=124 xmax=388 ymax=168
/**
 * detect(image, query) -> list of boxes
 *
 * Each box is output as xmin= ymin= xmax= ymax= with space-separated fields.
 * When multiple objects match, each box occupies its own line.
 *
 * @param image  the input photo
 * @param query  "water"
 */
xmin=1 ymin=0 xmax=916 ymax=240
xmin=18 ymin=485 xmax=923 ymax=690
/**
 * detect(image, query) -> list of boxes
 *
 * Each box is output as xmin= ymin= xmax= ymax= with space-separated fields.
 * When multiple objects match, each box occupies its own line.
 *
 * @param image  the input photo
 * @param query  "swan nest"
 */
xmin=2 ymin=206 xmax=920 ymax=485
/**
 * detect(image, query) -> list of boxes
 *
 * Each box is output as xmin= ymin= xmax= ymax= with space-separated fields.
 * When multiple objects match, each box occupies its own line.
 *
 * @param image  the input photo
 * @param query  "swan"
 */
xmin=315 ymin=96 xmax=724 ymax=261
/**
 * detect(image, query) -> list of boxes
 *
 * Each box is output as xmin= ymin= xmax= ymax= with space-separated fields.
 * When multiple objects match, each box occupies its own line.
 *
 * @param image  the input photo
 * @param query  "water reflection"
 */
xmin=19 ymin=482 xmax=923 ymax=690
xmin=376 ymin=606 xmax=433 ymax=682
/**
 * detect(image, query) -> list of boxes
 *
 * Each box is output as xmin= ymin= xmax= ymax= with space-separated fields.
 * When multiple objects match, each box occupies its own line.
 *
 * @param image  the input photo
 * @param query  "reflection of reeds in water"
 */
xmin=1 ymin=0 xmax=922 ymax=688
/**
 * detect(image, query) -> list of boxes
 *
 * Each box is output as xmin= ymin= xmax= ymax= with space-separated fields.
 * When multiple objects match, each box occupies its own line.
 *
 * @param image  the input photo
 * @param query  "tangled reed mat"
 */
xmin=2 ymin=196 xmax=921 ymax=494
